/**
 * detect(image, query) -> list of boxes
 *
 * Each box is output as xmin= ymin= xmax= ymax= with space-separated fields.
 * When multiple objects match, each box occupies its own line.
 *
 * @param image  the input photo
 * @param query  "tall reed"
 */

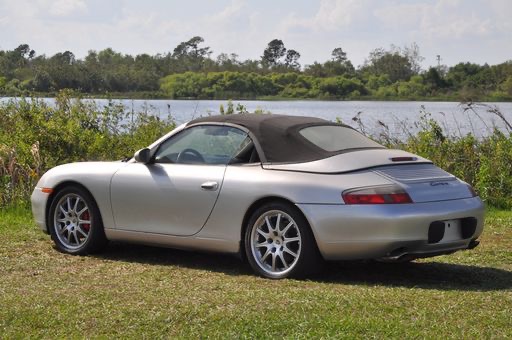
xmin=352 ymin=102 xmax=512 ymax=208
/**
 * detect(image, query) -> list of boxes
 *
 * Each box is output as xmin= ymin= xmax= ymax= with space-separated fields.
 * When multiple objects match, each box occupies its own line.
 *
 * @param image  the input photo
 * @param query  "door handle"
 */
xmin=201 ymin=181 xmax=218 ymax=191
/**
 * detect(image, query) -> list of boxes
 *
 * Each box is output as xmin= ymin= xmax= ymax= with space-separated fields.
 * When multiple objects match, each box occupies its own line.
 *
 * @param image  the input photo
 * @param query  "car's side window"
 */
xmin=154 ymin=125 xmax=252 ymax=165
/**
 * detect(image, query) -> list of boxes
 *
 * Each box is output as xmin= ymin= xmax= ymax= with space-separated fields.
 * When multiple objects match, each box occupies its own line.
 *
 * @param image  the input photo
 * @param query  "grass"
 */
xmin=0 ymin=207 xmax=511 ymax=338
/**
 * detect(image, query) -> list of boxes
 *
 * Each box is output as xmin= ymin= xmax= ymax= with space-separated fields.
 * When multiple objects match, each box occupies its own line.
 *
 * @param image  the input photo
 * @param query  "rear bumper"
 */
xmin=297 ymin=197 xmax=484 ymax=261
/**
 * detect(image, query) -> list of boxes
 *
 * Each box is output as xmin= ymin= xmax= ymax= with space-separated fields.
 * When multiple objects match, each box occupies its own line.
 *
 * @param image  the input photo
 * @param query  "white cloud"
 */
xmin=0 ymin=0 xmax=38 ymax=22
xmin=46 ymin=0 xmax=87 ymax=17
xmin=313 ymin=0 xmax=368 ymax=30
xmin=282 ymin=0 xmax=370 ymax=32
xmin=0 ymin=0 xmax=509 ymax=68
xmin=373 ymin=3 xmax=428 ymax=31
xmin=372 ymin=0 xmax=501 ymax=41
xmin=210 ymin=0 xmax=245 ymax=24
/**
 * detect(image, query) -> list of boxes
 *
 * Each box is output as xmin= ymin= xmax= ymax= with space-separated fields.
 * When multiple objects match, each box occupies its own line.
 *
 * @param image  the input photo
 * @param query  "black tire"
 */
xmin=48 ymin=185 xmax=107 ymax=255
xmin=244 ymin=201 xmax=322 ymax=279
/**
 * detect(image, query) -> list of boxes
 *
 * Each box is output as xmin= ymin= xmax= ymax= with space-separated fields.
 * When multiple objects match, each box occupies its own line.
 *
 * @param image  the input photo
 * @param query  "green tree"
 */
xmin=423 ymin=67 xmax=447 ymax=91
xmin=361 ymin=47 xmax=414 ymax=82
xmin=172 ymin=36 xmax=212 ymax=72
xmin=304 ymin=47 xmax=354 ymax=77
xmin=331 ymin=47 xmax=347 ymax=63
xmin=284 ymin=49 xmax=301 ymax=70
xmin=445 ymin=62 xmax=483 ymax=89
xmin=499 ymin=76 xmax=512 ymax=96
xmin=401 ymin=43 xmax=424 ymax=74
xmin=261 ymin=39 xmax=287 ymax=67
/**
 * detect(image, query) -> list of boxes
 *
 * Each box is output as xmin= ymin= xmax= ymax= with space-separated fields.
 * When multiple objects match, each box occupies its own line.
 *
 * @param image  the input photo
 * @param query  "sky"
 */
xmin=0 ymin=0 xmax=510 ymax=69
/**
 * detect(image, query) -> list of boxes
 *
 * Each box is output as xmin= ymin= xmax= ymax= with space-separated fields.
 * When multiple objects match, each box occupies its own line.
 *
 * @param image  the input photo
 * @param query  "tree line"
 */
xmin=0 ymin=37 xmax=511 ymax=100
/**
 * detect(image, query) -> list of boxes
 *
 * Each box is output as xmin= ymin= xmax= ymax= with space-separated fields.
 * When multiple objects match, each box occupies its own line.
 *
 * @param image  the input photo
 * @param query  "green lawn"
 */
xmin=1 ymin=207 xmax=511 ymax=338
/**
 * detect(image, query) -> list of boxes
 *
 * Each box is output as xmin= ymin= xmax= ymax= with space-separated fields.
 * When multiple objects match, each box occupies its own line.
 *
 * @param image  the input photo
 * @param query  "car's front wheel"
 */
xmin=245 ymin=202 xmax=321 ymax=279
xmin=48 ymin=186 xmax=107 ymax=255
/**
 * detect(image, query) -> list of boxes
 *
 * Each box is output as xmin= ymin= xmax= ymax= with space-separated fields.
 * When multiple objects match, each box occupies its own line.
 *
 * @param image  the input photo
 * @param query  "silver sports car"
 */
xmin=31 ymin=114 xmax=484 ymax=279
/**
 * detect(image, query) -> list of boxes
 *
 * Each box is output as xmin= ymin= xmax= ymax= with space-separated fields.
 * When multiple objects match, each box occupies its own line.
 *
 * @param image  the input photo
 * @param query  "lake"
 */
xmin=3 ymin=97 xmax=512 ymax=138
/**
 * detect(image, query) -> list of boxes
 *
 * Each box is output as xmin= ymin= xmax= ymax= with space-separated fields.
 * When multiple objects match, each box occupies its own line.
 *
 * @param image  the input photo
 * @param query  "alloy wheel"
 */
xmin=250 ymin=210 xmax=302 ymax=276
xmin=53 ymin=193 xmax=92 ymax=250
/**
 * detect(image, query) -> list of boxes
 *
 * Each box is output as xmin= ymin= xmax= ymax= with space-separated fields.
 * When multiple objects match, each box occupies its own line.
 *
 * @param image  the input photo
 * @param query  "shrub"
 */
xmin=0 ymin=90 xmax=175 ymax=206
xmin=2 ymin=95 xmax=511 ymax=209
xmin=366 ymin=104 xmax=512 ymax=208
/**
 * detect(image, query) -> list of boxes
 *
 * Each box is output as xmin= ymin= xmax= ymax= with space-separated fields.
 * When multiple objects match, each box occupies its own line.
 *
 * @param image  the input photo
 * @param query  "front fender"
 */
xmin=31 ymin=162 xmax=129 ymax=232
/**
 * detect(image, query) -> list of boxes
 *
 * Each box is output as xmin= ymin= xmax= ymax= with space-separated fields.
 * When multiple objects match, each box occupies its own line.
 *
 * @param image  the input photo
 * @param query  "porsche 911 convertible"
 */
xmin=31 ymin=114 xmax=484 ymax=279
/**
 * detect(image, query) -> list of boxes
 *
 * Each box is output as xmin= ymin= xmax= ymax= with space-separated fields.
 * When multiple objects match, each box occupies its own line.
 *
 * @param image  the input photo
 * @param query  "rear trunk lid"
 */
xmin=262 ymin=149 xmax=430 ymax=173
xmin=262 ymin=148 xmax=473 ymax=203
xmin=373 ymin=164 xmax=473 ymax=203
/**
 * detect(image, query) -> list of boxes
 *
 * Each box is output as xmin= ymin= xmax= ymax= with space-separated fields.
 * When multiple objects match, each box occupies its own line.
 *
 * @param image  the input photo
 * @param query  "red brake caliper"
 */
xmin=82 ymin=211 xmax=90 ymax=232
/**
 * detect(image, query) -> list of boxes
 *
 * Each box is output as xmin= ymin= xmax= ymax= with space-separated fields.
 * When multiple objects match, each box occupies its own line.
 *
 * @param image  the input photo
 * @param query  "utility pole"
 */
xmin=436 ymin=55 xmax=441 ymax=70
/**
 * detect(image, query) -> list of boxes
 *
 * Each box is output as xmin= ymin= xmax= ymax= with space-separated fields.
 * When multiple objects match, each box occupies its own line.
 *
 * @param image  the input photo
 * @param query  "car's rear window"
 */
xmin=299 ymin=125 xmax=384 ymax=152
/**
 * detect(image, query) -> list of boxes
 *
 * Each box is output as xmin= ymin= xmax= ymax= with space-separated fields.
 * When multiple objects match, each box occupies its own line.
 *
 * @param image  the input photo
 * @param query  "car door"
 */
xmin=110 ymin=124 xmax=251 ymax=236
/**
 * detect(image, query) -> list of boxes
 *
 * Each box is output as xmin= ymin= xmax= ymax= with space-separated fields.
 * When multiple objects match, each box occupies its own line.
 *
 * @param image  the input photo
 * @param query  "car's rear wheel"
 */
xmin=245 ymin=202 xmax=321 ymax=279
xmin=48 ymin=186 xmax=107 ymax=255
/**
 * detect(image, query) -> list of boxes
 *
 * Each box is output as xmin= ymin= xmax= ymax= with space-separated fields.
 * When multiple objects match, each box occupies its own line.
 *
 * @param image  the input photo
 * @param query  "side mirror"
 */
xmin=134 ymin=148 xmax=151 ymax=164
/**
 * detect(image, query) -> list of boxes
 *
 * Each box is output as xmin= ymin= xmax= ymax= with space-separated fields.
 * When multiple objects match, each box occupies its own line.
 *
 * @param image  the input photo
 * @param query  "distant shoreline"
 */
xmin=1 ymin=92 xmax=511 ymax=103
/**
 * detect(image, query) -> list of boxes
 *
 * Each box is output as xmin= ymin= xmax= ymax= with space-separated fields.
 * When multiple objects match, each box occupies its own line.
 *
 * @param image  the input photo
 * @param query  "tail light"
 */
xmin=342 ymin=186 xmax=413 ymax=204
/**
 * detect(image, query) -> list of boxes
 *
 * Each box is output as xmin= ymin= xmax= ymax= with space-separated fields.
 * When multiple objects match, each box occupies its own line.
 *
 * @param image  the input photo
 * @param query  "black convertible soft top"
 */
xmin=187 ymin=114 xmax=381 ymax=163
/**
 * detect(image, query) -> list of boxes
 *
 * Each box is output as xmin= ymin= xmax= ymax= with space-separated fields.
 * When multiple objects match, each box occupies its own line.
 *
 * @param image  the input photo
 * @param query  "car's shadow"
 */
xmin=318 ymin=260 xmax=512 ymax=292
xmin=95 ymin=242 xmax=512 ymax=292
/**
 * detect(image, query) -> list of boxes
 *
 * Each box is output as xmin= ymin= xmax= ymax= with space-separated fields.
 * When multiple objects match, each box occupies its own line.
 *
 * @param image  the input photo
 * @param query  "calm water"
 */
xmin=3 ymin=97 xmax=512 ymax=138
